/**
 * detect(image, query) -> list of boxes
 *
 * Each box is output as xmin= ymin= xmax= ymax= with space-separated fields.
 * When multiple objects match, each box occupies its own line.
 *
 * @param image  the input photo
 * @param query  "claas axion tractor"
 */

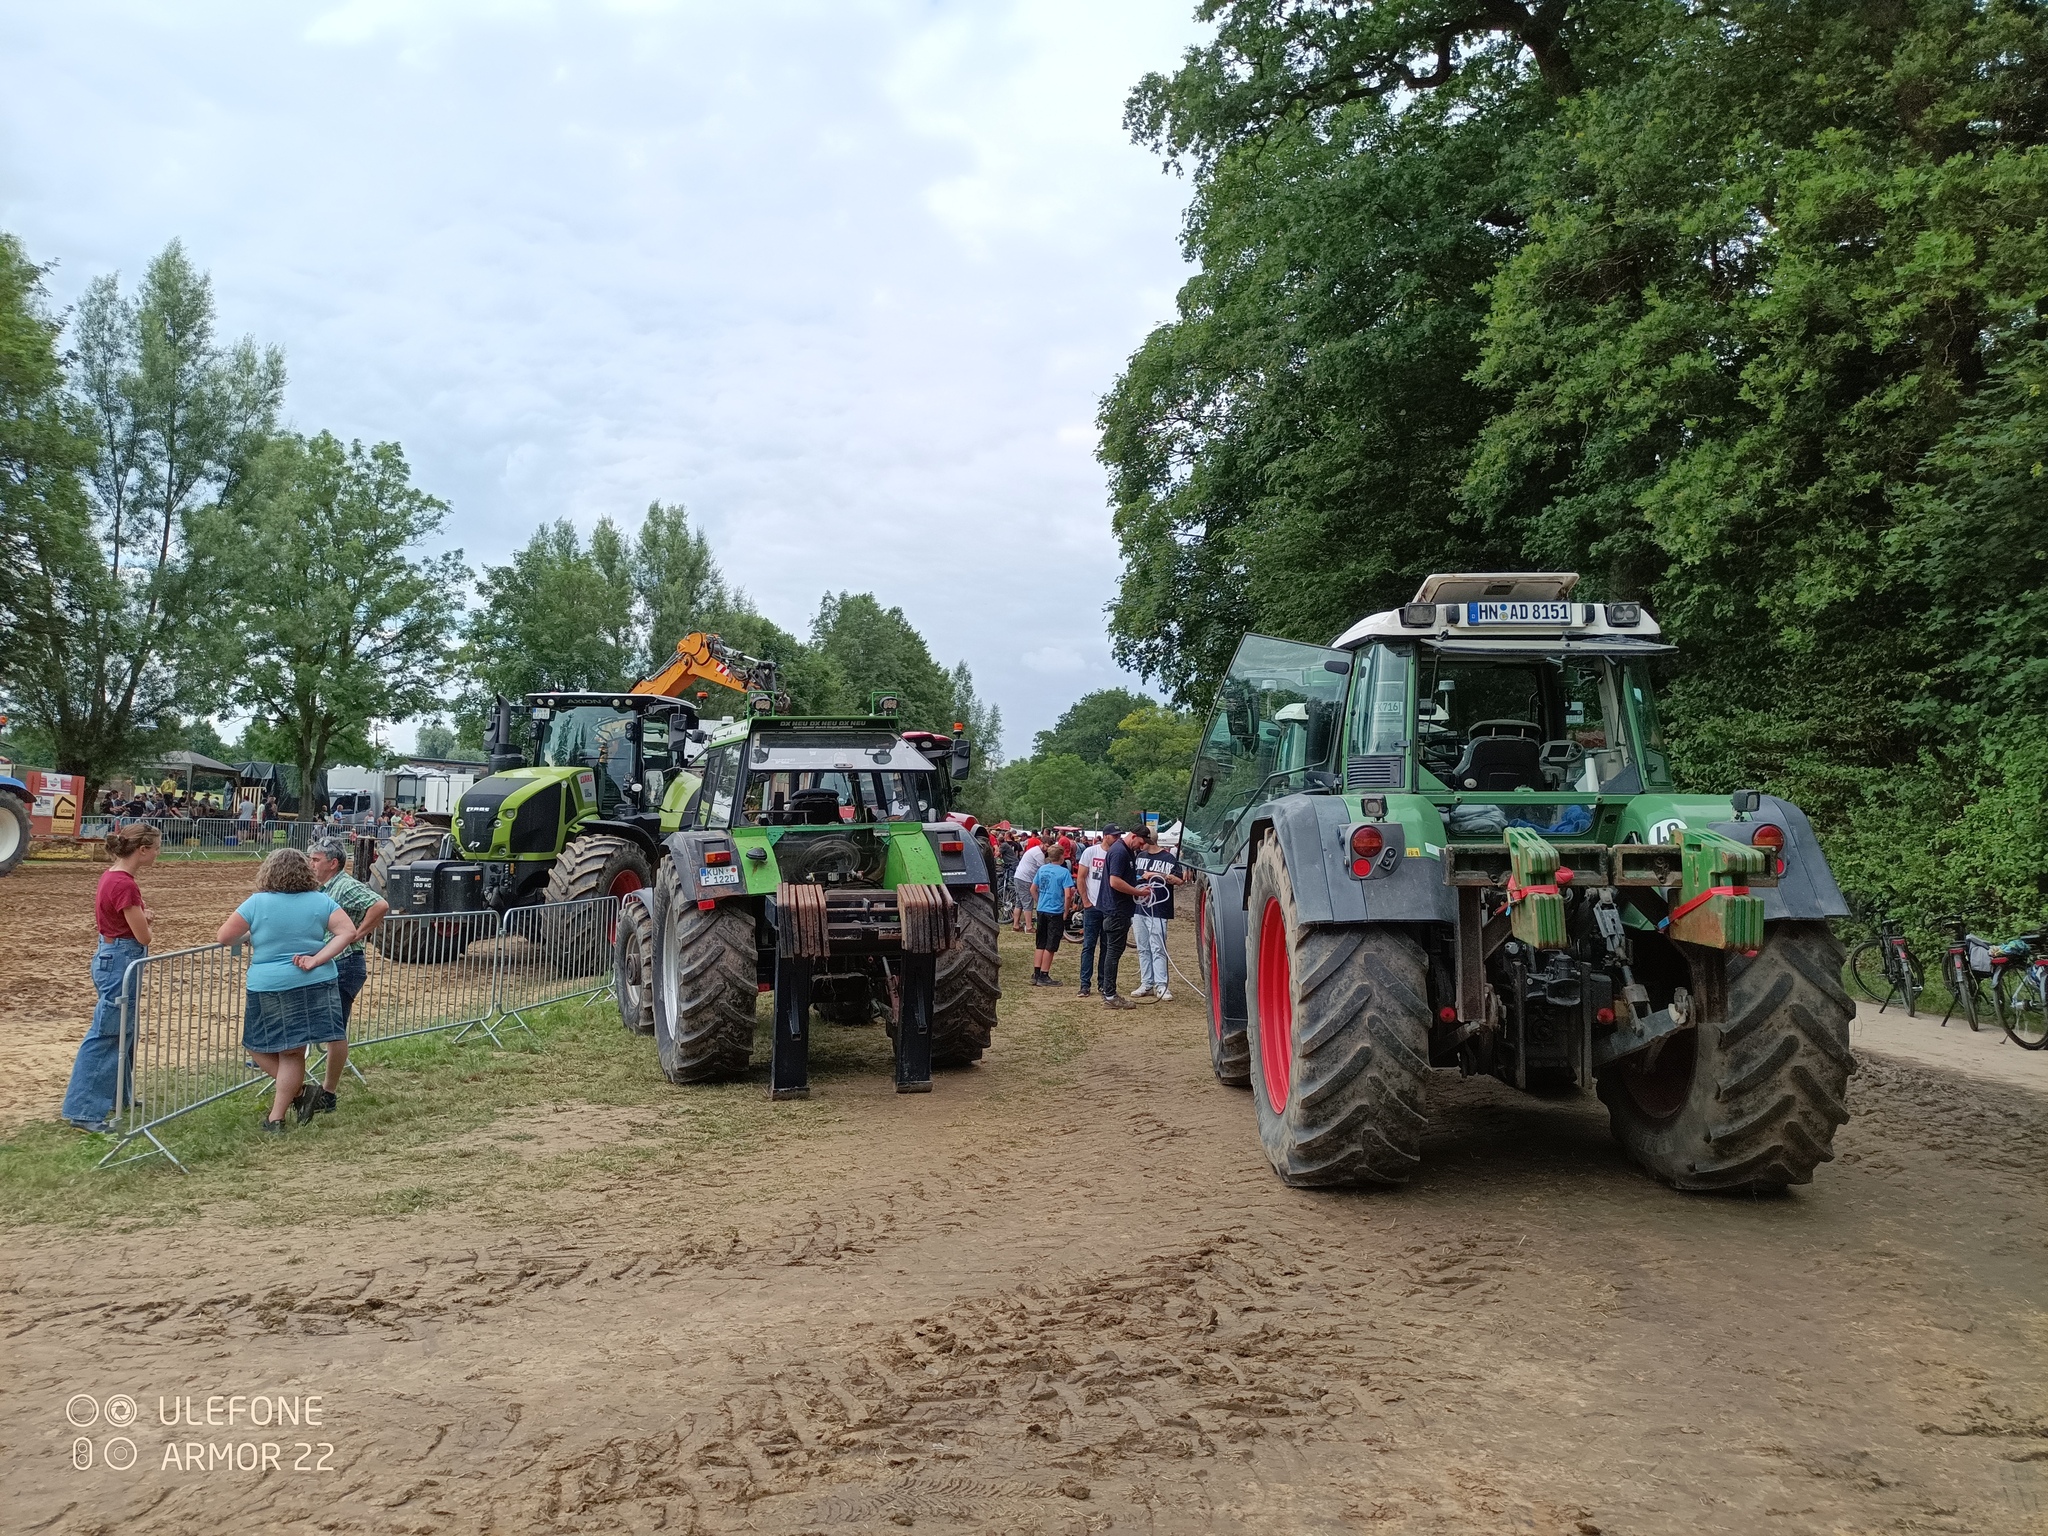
xmin=376 ymin=634 xmax=1001 ymax=1098
xmin=1188 ymin=574 xmax=1856 ymax=1193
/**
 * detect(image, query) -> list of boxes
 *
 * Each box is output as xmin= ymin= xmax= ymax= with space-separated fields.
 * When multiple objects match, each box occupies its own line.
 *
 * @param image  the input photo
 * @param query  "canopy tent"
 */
xmin=149 ymin=751 xmax=242 ymax=799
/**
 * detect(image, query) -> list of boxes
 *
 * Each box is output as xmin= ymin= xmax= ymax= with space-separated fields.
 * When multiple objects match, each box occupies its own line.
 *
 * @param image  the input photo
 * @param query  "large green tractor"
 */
xmin=1188 ymin=573 xmax=1855 ymax=1193
xmin=371 ymin=690 xmax=706 ymax=962
xmin=642 ymin=702 xmax=1002 ymax=1097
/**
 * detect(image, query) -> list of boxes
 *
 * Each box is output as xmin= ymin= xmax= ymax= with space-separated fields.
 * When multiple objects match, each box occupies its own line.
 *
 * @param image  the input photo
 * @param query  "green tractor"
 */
xmin=640 ymin=696 xmax=1002 ymax=1097
xmin=371 ymin=633 xmax=782 ymax=963
xmin=1188 ymin=573 xmax=1855 ymax=1193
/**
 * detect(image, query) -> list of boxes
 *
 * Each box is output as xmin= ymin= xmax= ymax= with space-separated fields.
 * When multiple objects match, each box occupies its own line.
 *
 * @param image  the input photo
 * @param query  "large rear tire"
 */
xmin=928 ymin=889 xmax=1001 ymax=1067
xmin=1243 ymin=838 xmax=1431 ymax=1187
xmin=1597 ymin=921 xmax=1855 ymax=1191
xmin=370 ymin=824 xmax=449 ymax=897
xmin=541 ymin=834 xmax=652 ymax=976
xmin=0 ymin=793 xmax=29 ymax=877
xmin=1199 ymin=878 xmax=1250 ymax=1087
xmin=649 ymin=862 xmax=758 ymax=1083
xmin=368 ymin=824 xmax=471 ymax=964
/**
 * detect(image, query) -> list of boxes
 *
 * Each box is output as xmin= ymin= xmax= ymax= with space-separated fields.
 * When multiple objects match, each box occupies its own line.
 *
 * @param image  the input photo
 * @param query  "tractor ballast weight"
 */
xmin=1186 ymin=574 xmax=1856 ymax=1192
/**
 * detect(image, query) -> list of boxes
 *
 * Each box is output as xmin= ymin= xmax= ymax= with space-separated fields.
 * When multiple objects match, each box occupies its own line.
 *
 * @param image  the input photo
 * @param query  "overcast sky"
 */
xmin=0 ymin=0 xmax=1205 ymax=755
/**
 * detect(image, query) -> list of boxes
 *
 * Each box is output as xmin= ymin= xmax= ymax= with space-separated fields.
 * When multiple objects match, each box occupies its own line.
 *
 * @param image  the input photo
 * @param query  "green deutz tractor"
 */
xmin=1188 ymin=573 xmax=1855 ymax=1193
xmin=638 ymin=699 xmax=1002 ymax=1098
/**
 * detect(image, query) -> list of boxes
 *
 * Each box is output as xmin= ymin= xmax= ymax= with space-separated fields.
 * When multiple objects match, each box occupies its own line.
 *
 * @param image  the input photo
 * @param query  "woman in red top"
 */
xmin=62 ymin=823 xmax=160 ymax=1132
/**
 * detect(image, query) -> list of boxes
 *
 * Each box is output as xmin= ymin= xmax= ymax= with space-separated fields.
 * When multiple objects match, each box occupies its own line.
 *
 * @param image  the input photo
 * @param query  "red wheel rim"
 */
xmin=1256 ymin=897 xmax=1292 ymax=1112
xmin=609 ymin=869 xmax=645 ymax=897
xmin=1209 ymin=928 xmax=1224 ymax=1045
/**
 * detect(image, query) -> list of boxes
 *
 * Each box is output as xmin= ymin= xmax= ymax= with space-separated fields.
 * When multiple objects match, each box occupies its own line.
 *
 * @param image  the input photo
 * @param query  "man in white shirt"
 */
xmin=1074 ymin=833 xmax=1110 ymax=996
xmin=1012 ymin=836 xmax=1045 ymax=933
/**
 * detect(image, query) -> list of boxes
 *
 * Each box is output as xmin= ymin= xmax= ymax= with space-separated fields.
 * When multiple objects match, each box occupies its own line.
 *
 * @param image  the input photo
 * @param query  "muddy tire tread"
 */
xmin=651 ymin=861 xmax=756 ymax=1083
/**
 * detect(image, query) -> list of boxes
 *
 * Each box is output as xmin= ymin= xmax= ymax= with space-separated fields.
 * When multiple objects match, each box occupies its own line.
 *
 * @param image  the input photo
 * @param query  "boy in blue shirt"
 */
xmin=1030 ymin=851 xmax=1077 ymax=987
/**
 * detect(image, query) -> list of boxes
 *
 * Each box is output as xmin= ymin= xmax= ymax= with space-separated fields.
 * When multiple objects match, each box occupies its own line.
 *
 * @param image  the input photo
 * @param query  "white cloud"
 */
xmin=0 ymin=0 xmax=1204 ymax=748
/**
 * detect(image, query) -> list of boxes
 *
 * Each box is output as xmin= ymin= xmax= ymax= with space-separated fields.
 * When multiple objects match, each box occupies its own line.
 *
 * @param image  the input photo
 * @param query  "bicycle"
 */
xmin=1848 ymin=913 xmax=1923 ymax=1016
xmin=1990 ymin=929 xmax=2048 ymax=1050
xmin=1937 ymin=915 xmax=1994 ymax=1031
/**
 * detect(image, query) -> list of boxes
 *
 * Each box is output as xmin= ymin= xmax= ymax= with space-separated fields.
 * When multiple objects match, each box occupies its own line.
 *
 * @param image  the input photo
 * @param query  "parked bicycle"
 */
xmin=1937 ymin=915 xmax=1994 ymax=1032
xmin=1848 ymin=913 xmax=1923 ymax=1016
xmin=1990 ymin=929 xmax=2048 ymax=1050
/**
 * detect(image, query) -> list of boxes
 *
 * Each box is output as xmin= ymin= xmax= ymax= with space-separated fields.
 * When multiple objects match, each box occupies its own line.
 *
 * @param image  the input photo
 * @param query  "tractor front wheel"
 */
xmin=1597 ymin=921 xmax=1855 ymax=1191
xmin=0 ymin=793 xmax=30 ymax=877
xmin=1243 ymin=838 xmax=1431 ymax=1187
xmin=1199 ymin=877 xmax=1249 ymax=1088
xmin=540 ymin=834 xmax=652 ymax=975
xmin=648 ymin=862 xmax=758 ymax=1082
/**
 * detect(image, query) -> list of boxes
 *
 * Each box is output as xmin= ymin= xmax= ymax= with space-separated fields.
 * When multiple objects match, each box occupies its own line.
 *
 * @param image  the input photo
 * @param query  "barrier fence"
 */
xmin=98 ymin=895 xmax=621 ymax=1172
xmin=72 ymin=816 xmax=345 ymax=860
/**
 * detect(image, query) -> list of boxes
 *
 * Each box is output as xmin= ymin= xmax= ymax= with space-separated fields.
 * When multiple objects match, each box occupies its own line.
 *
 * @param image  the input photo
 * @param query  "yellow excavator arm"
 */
xmin=633 ymin=632 xmax=780 ymax=701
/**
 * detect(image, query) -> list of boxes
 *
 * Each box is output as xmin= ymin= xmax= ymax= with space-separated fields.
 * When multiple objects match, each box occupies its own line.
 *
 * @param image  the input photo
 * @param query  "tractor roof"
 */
xmin=1331 ymin=572 xmax=1671 ymax=655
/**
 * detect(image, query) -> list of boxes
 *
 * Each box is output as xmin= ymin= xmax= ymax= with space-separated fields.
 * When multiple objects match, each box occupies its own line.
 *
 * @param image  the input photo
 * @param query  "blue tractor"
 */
xmin=0 ymin=773 xmax=31 ymax=877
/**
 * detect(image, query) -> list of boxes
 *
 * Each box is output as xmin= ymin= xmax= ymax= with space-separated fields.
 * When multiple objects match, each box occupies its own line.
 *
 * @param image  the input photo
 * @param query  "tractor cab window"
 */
xmin=544 ymin=706 xmax=637 ymax=813
xmin=695 ymin=745 xmax=740 ymax=828
xmin=739 ymin=769 xmax=938 ymax=826
xmin=1413 ymin=652 xmax=1656 ymax=794
xmin=1181 ymin=634 xmax=1350 ymax=872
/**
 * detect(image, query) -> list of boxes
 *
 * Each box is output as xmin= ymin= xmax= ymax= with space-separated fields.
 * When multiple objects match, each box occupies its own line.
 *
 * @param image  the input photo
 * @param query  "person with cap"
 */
xmin=304 ymin=838 xmax=390 ymax=1118
xmin=1092 ymin=825 xmax=1148 ymax=1009
xmin=1012 ymin=834 xmax=1045 ymax=935
xmin=1130 ymin=826 xmax=1188 ymax=1001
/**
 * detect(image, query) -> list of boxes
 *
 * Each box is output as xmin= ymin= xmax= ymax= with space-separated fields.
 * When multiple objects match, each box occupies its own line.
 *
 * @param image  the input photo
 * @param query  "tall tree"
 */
xmin=1031 ymin=688 xmax=1155 ymax=766
xmin=8 ymin=241 xmax=282 ymax=793
xmin=461 ymin=518 xmax=639 ymax=717
xmin=635 ymin=500 xmax=726 ymax=676
xmin=197 ymin=433 xmax=465 ymax=809
xmin=0 ymin=234 xmax=97 ymax=673
xmin=810 ymin=592 xmax=955 ymax=727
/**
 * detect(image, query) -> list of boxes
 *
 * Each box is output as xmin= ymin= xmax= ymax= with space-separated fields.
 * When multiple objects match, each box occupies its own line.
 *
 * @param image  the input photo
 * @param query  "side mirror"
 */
xmin=1731 ymin=788 xmax=1762 ymax=818
xmin=950 ymin=736 xmax=972 ymax=783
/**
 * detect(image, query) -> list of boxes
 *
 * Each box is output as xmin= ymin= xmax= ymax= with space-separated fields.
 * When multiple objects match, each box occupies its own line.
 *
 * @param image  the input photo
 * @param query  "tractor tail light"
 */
xmin=1350 ymin=826 xmax=1383 ymax=859
xmin=940 ymin=840 xmax=963 ymax=855
xmin=704 ymin=848 xmax=733 ymax=866
xmin=1596 ymin=1006 xmax=1616 ymax=1025
xmin=1750 ymin=824 xmax=1785 ymax=851
xmin=1438 ymin=1006 xmax=1457 ymax=1023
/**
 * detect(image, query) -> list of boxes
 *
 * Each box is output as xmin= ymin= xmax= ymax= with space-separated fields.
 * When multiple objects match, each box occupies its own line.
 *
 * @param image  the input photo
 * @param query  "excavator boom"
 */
xmin=634 ymin=632 xmax=780 ymax=701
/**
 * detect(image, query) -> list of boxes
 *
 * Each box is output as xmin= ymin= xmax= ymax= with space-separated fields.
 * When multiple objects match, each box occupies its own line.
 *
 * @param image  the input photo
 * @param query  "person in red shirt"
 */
xmin=62 ymin=822 xmax=161 ymax=1132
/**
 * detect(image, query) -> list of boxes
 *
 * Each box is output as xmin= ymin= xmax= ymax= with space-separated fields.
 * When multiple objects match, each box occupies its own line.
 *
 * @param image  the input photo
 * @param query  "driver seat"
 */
xmin=789 ymin=786 xmax=843 ymax=825
xmin=1452 ymin=735 xmax=1544 ymax=791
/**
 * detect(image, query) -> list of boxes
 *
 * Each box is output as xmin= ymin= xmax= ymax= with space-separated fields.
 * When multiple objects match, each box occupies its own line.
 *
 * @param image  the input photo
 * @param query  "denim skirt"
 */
xmin=244 ymin=982 xmax=345 ymax=1053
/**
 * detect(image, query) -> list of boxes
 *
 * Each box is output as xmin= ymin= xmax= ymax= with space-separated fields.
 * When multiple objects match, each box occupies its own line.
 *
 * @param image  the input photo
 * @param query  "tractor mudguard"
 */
xmin=661 ymin=829 xmax=745 ymax=904
xmin=924 ymin=822 xmax=993 ymax=891
xmin=1707 ymin=796 xmax=1849 ymax=921
xmin=1208 ymin=863 xmax=1250 ymax=1033
xmin=1247 ymin=795 xmax=1455 ymax=926
xmin=580 ymin=818 xmax=662 ymax=860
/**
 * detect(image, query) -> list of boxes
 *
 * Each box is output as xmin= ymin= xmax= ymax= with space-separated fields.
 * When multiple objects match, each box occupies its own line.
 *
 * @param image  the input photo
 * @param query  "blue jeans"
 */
xmin=334 ymin=950 xmax=367 ymax=1027
xmin=1076 ymin=909 xmax=1103 ymax=991
xmin=1134 ymin=914 xmax=1169 ymax=991
xmin=61 ymin=937 xmax=147 ymax=1128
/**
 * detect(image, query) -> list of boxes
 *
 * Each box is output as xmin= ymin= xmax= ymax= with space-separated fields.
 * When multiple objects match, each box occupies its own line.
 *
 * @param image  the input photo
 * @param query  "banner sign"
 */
xmin=29 ymin=770 xmax=82 ymax=836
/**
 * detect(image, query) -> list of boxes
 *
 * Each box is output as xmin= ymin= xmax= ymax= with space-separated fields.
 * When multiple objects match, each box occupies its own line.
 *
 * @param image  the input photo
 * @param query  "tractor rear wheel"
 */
xmin=614 ymin=890 xmax=655 ymax=1035
xmin=648 ymin=861 xmax=758 ymax=1082
xmin=1597 ymin=921 xmax=1855 ymax=1191
xmin=1243 ymin=838 xmax=1431 ymax=1187
xmin=540 ymin=834 xmax=652 ymax=976
xmin=1199 ymin=878 xmax=1250 ymax=1088
xmin=928 ymin=888 xmax=1001 ymax=1066
xmin=370 ymin=824 xmax=450 ymax=897
xmin=0 ymin=793 xmax=29 ymax=877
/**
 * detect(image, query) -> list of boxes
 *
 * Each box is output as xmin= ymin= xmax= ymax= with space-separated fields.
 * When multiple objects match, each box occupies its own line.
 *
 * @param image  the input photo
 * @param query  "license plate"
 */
xmin=698 ymin=866 xmax=742 ymax=887
xmin=1467 ymin=600 xmax=1572 ymax=625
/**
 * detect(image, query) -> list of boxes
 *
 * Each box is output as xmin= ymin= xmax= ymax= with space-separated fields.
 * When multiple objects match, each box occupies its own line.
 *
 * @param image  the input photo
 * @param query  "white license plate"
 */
xmin=698 ymin=866 xmax=742 ymax=887
xmin=1467 ymin=600 xmax=1572 ymax=625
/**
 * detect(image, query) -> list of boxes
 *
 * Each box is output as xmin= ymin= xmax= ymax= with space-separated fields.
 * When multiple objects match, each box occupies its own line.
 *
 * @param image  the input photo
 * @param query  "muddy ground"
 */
xmin=3 ymin=861 xmax=2045 ymax=1533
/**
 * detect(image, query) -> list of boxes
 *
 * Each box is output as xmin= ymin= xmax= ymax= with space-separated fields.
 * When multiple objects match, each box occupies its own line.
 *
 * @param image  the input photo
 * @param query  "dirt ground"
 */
xmin=1 ymin=860 xmax=270 ymax=1128
xmin=3 ymin=862 xmax=2046 ymax=1533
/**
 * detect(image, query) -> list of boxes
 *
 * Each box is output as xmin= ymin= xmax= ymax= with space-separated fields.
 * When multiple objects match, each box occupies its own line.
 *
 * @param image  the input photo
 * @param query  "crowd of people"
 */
xmin=61 ymin=830 xmax=390 ymax=1137
xmin=94 ymin=786 xmax=239 ymax=819
xmin=988 ymin=823 xmax=1187 ymax=1007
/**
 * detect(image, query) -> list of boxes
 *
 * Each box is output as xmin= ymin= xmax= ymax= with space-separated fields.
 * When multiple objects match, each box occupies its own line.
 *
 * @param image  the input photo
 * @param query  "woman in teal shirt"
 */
xmin=217 ymin=848 xmax=356 ymax=1134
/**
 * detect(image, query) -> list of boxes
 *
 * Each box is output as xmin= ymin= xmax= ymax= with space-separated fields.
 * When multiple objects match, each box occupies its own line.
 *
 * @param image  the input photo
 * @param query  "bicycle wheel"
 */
xmin=1946 ymin=954 xmax=1981 ymax=1031
xmin=1847 ymin=941 xmax=1893 ymax=1005
xmin=1994 ymin=966 xmax=2048 ymax=1049
xmin=1896 ymin=943 xmax=1923 ymax=1016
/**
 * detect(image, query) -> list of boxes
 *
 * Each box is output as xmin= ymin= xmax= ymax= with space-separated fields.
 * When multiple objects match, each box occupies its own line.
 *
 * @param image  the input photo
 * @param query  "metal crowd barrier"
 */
xmin=95 ymin=895 xmax=621 ymax=1172
xmin=73 ymin=816 xmax=329 ymax=860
